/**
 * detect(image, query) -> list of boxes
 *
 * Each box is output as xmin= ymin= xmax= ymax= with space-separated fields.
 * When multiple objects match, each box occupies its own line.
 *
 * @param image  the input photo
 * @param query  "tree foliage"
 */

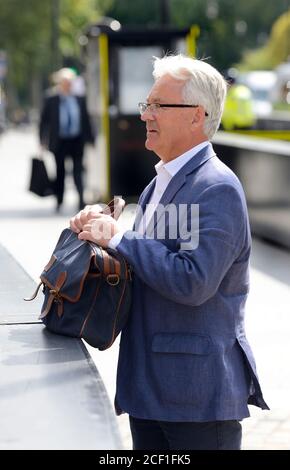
xmin=95 ymin=0 xmax=159 ymax=25
xmin=0 ymin=0 xmax=106 ymax=103
xmin=239 ymin=8 xmax=290 ymax=70
xmin=0 ymin=0 xmax=289 ymax=106
xmin=59 ymin=0 xmax=100 ymax=57
xmin=0 ymin=0 xmax=51 ymax=87
xmin=101 ymin=0 xmax=289 ymax=71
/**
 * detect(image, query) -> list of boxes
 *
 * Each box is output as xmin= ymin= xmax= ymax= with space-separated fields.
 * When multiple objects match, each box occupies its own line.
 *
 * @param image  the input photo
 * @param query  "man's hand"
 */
xmin=69 ymin=204 xmax=103 ymax=233
xmin=78 ymin=213 xmax=121 ymax=248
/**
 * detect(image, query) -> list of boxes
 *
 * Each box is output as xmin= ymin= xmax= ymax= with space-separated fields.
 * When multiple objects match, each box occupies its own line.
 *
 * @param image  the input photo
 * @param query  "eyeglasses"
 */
xmin=138 ymin=102 xmax=208 ymax=116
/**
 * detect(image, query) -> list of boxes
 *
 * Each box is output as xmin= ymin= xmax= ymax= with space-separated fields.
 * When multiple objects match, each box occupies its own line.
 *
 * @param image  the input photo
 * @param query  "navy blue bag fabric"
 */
xmin=38 ymin=228 xmax=132 ymax=350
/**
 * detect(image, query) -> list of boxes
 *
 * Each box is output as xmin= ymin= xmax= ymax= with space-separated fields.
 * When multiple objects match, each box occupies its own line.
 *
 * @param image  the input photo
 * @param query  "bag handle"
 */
xmin=101 ymin=196 xmax=125 ymax=221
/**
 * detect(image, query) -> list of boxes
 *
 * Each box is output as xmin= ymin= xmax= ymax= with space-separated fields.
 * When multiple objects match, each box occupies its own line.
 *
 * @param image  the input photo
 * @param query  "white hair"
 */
xmin=52 ymin=67 xmax=76 ymax=84
xmin=152 ymin=54 xmax=227 ymax=140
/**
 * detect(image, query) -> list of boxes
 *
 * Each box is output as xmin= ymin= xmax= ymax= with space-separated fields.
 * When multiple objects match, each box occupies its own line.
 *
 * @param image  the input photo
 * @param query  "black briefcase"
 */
xmin=28 ymin=156 xmax=54 ymax=197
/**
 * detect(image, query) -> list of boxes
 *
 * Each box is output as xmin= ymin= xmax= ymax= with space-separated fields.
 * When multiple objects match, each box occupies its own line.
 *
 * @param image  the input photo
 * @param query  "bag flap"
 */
xmin=40 ymin=228 xmax=98 ymax=301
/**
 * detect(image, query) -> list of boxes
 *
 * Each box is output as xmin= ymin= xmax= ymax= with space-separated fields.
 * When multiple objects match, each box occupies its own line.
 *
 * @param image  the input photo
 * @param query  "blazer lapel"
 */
xmin=133 ymin=177 xmax=156 ymax=230
xmin=147 ymin=143 xmax=216 ymax=236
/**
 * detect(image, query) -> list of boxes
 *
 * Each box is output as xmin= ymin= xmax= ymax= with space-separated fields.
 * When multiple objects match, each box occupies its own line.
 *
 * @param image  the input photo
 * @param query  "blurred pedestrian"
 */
xmin=69 ymin=54 xmax=269 ymax=450
xmin=39 ymin=68 xmax=94 ymax=211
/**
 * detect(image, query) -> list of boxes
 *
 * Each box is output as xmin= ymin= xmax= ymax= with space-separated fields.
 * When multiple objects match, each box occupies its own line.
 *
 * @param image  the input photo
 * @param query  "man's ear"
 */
xmin=191 ymin=107 xmax=206 ymax=127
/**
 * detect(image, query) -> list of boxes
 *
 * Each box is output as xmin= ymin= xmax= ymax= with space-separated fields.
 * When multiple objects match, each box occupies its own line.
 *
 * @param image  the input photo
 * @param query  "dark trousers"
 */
xmin=54 ymin=136 xmax=84 ymax=208
xmin=129 ymin=416 xmax=242 ymax=450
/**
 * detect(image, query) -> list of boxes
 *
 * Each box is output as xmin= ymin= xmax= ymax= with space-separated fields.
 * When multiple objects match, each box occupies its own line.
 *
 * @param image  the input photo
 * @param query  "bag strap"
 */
xmin=101 ymin=249 xmax=111 ymax=275
xmin=39 ymin=271 xmax=67 ymax=319
xmin=102 ymin=197 xmax=125 ymax=220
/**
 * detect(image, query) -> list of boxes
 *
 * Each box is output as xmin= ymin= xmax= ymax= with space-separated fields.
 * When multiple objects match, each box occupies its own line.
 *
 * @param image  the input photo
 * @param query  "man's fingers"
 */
xmin=80 ymin=209 xmax=92 ymax=224
xmin=82 ymin=222 xmax=94 ymax=231
xmin=78 ymin=230 xmax=95 ymax=243
xmin=69 ymin=216 xmax=81 ymax=233
xmin=70 ymin=209 xmax=92 ymax=232
xmin=70 ymin=204 xmax=107 ymax=233
xmin=70 ymin=213 xmax=84 ymax=232
xmin=90 ymin=204 xmax=103 ymax=213
xmin=87 ymin=209 xmax=102 ymax=219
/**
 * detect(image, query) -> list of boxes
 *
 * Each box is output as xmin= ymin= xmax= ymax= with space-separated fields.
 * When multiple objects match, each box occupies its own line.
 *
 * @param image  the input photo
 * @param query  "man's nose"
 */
xmin=140 ymin=108 xmax=155 ymax=122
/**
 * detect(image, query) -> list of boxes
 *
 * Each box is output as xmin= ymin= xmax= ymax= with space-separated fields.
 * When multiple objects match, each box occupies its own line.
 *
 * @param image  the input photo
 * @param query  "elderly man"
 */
xmin=39 ymin=68 xmax=94 ymax=212
xmin=70 ymin=55 xmax=268 ymax=450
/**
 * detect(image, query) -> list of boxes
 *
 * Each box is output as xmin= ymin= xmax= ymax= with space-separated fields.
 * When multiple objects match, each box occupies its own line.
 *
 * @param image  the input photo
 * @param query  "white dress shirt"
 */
xmin=109 ymin=141 xmax=209 ymax=249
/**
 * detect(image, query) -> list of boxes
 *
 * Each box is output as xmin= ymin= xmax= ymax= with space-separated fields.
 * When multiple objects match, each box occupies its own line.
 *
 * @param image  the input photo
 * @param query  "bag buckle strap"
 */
xmin=39 ymin=271 xmax=67 ymax=319
xmin=24 ymin=281 xmax=43 ymax=302
xmin=106 ymin=274 xmax=120 ymax=286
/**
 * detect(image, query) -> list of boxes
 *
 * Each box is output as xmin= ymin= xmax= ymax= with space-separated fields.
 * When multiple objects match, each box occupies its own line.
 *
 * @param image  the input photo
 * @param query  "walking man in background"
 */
xmin=39 ymin=67 xmax=94 ymax=212
xmin=69 ymin=54 xmax=269 ymax=450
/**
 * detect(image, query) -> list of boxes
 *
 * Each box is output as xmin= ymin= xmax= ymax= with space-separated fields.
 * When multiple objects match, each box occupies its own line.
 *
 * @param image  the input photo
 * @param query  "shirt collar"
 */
xmin=154 ymin=141 xmax=209 ymax=178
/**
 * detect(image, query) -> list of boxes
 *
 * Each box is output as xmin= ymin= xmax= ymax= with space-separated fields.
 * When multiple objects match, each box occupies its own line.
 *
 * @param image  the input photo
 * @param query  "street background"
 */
xmin=1 ymin=126 xmax=290 ymax=450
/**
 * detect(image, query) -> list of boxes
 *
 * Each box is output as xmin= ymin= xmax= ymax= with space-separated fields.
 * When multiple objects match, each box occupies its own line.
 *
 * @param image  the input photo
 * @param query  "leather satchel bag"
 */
xmin=25 ymin=199 xmax=132 ymax=350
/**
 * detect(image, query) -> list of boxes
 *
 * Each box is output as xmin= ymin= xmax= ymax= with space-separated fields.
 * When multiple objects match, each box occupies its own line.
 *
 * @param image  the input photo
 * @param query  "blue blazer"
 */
xmin=115 ymin=143 xmax=269 ymax=422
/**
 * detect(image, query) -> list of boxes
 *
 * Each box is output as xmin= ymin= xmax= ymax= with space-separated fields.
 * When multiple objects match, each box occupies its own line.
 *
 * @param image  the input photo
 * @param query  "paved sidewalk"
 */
xmin=1 ymin=127 xmax=290 ymax=450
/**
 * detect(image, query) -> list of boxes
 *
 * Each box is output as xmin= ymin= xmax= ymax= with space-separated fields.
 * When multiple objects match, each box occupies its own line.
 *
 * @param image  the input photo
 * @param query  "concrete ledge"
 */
xmin=0 ymin=244 xmax=43 ymax=323
xmin=0 ymin=244 xmax=122 ymax=450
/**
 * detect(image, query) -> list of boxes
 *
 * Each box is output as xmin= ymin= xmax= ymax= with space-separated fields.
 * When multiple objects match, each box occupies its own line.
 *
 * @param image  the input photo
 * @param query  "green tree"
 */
xmin=95 ymin=0 xmax=160 ymax=25
xmin=0 ymin=0 xmax=109 ymax=110
xmin=239 ymin=8 xmax=290 ymax=70
xmin=98 ymin=0 xmax=289 ymax=71
xmin=170 ymin=0 xmax=289 ymax=71
xmin=1 ymin=0 xmax=289 ymax=110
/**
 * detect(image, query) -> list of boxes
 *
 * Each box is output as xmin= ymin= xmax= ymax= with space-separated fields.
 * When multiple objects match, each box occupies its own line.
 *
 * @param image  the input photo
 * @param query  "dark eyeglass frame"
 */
xmin=138 ymin=102 xmax=208 ymax=116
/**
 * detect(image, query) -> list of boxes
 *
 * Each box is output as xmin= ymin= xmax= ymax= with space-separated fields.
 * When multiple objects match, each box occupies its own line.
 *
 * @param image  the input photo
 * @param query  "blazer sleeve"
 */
xmin=116 ymin=183 xmax=250 ymax=306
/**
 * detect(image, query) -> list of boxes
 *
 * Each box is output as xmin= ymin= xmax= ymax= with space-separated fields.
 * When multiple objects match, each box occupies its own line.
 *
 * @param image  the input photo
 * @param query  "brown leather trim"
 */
xmin=39 ymin=271 xmax=67 ymax=319
xmin=56 ymin=271 xmax=67 ymax=289
xmin=57 ymin=300 xmax=63 ymax=318
xmin=102 ymin=197 xmax=124 ymax=220
xmin=40 ymin=251 xmax=95 ymax=303
xmin=86 ymin=273 xmax=102 ymax=279
xmin=105 ymin=278 xmax=128 ymax=349
xmin=101 ymin=249 xmax=111 ymax=276
xmin=44 ymin=254 xmax=57 ymax=272
xmin=113 ymin=258 xmax=121 ymax=277
xmin=24 ymin=281 xmax=43 ymax=301
xmin=108 ymin=253 xmax=115 ymax=274
xmin=39 ymin=293 xmax=54 ymax=319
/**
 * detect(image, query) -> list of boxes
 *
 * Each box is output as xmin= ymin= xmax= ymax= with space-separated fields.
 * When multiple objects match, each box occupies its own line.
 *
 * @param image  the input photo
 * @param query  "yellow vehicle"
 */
xmin=221 ymin=83 xmax=256 ymax=131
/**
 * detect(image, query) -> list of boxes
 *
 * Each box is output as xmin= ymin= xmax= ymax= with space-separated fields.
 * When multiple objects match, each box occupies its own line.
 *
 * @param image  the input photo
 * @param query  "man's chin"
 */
xmin=145 ymin=139 xmax=155 ymax=152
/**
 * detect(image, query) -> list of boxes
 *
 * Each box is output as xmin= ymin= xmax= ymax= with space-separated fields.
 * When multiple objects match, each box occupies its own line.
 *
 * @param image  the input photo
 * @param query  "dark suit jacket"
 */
xmin=115 ymin=143 xmax=269 ymax=422
xmin=39 ymin=94 xmax=94 ymax=154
